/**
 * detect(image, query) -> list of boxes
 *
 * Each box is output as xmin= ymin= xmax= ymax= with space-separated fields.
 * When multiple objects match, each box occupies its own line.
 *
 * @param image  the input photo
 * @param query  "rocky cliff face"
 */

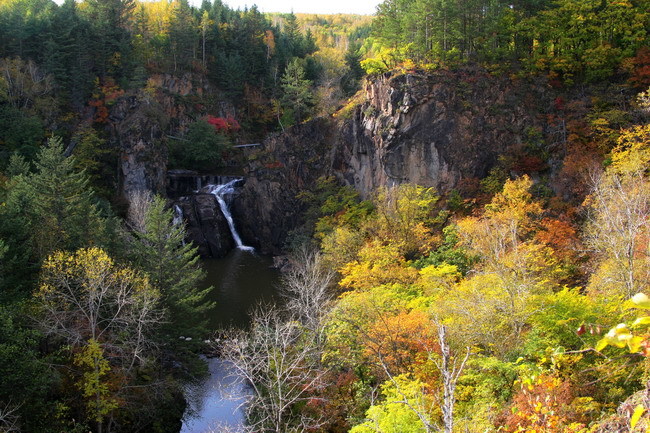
xmin=146 ymin=73 xmax=235 ymax=133
xmin=112 ymin=73 xmax=236 ymax=207
xmin=112 ymin=69 xmax=556 ymax=255
xmin=173 ymin=192 xmax=235 ymax=258
xmin=234 ymin=118 xmax=335 ymax=254
xmin=110 ymin=74 xmax=241 ymax=257
xmin=333 ymin=70 xmax=549 ymax=197
xmin=237 ymin=69 xmax=551 ymax=252
xmin=111 ymin=93 xmax=169 ymax=203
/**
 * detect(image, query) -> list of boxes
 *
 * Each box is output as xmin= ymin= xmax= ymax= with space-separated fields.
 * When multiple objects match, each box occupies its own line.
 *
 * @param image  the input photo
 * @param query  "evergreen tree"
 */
xmin=43 ymin=0 xmax=93 ymax=106
xmin=128 ymin=195 xmax=213 ymax=342
xmin=342 ymin=41 xmax=366 ymax=96
xmin=168 ymin=0 xmax=198 ymax=72
xmin=283 ymin=12 xmax=303 ymax=57
xmin=281 ymin=58 xmax=314 ymax=126
xmin=169 ymin=119 xmax=229 ymax=171
xmin=83 ymin=0 xmax=136 ymax=78
xmin=236 ymin=6 xmax=269 ymax=86
xmin=5 ymin=152 xmax=30 ymax=178
xmin=1 ymin=137 xmax=110 ymax=267
xmin=0 ymin=305 xmax=52 ymax=432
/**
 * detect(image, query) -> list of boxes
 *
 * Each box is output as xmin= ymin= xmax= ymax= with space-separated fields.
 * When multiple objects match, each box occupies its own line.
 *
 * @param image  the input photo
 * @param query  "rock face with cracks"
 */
xmin=235 ymin=118 xmax=335 ymax=254
xmin=236 ymin=69 xmax=549 ymax=253
xmin=332 ymin=70 xmax=545 ymax=196
xmin=173 ymin=193 xmax=234 ymax=258
xmin=111 ymin=93 xmax=169 ymax=204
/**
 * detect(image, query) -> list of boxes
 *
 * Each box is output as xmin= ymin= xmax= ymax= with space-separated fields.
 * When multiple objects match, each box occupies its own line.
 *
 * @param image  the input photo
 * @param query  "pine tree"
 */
xmin=84 ymin=0 xmax=136 ymax=78
xmin=168 ymin=0 xmax=198 ymax=72
xmin=128 ymin=195 xmax=213 ymax=341
xmin=281 ymin=58 xmax=314 ymax=125
xmin=3 ymin=137 xmax=109 ymax=263
xmin=0 ymin=137 xmax=112 ymax=299
xmin=30 ymin=137 xmax=109 ymax=259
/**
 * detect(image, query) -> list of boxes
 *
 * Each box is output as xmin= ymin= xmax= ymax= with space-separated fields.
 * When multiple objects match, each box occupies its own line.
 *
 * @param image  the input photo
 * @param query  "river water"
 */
xmin=180 ymin=249 xmax=281 ymax=433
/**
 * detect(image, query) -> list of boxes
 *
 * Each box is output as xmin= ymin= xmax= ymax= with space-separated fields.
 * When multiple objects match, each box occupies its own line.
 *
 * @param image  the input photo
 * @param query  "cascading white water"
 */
xmin=206 ymin=180 xmax=254 ymax=251
xmin=172 ymin=205 xmax=186 ymax=246
xmin=172 ymin=204 xmax=184 ymax=226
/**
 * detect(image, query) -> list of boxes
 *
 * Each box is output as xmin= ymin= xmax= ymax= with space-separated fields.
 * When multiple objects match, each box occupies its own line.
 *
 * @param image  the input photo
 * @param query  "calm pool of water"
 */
xmin=202 ymin=248 xmax=281 ymax=329
xmin=180 ymin=248 xmax=281 ymax=433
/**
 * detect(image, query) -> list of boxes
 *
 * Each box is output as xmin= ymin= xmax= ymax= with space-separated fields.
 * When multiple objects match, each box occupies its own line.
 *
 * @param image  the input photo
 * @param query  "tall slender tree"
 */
xmin=126 ymin=194 xmax=212 ymax=342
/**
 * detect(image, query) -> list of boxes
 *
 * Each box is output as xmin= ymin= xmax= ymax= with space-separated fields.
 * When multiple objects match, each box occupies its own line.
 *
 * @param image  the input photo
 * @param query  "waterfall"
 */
xmin=172 ymin=205 xmax=184 ymax=226
xmin=206 ymin=180 xmax=254 ymax=251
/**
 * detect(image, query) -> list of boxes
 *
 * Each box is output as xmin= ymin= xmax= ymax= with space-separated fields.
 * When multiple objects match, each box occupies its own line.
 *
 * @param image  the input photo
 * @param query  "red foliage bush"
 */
xmin=89 ymin=78 xmax=124 ymax=124
xmin=629 ymin=47 xmax=650 ymax=89
xmin=513 ymin=155 xmax=547 ymax=174
xmin=205 ymin=114 xmax=241 ymax=133
xmin=500 ymin=375 xmax=587 ymax=433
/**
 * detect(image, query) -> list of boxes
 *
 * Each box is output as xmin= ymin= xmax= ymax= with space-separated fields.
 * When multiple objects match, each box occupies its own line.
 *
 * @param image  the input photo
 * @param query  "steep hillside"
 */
xmin=236 ymin=67 xmax=637 ymax=253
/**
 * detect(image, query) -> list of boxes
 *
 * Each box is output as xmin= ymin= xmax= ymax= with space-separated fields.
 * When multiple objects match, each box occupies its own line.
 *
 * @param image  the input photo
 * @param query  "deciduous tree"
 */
xmin=586 ymin=125 xmax=650 ymax=297
xmin=35 ymin=247 xmax=162 ymax=431
xmin=220 ymin=307 xmax=328 ymax=433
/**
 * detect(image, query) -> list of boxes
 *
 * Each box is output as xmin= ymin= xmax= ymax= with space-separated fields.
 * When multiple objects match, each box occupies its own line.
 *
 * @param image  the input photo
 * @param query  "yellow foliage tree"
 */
xmin=324 ymin=284 xmax=423 ymax=371
xmin=35 ymin=248 xmax=162 ymax=429
xmin=417 ymin=263 xmax=461 ymax=293
xmin=74 ymin=339 xmax=119 ymax=426
xmin=458 ymin=175 xmax=543 ymax=268
xmin=430 ymin=273 xmax=534 ymax=354
xmin=371 ymin=184 xmax=439 ymax=257
xmin=457 ymin=175 xmax=563 ymax=298
xmin=321 ymin=225 xmax=365 ymax=272
xmin=339 ymin=240 xmax=419 ymax=290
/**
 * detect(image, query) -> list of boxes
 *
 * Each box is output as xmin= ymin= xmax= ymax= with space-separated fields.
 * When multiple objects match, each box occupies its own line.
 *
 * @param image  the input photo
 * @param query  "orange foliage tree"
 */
xmin=502 ymin=374 xmax=590 ymax=433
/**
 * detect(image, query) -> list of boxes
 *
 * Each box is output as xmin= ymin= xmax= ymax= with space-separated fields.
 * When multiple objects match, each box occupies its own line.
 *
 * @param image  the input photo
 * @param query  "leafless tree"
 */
xmin=0 ymin=57 xmax=53 ymax=111
xmin=280 ymin=247 xmax=335 ymax=340
xmin=35 ymin=248 xmax=164 ymax=432
xmin=434 ymin=324 xmax=470 ymax=433
xmin=0 ymin=401 xmax=21 ymax=433
xmin=216 ymin=247 xmax=337 ymax=432
xmin=337 ymin=298 xmax=470 ymax=433
xmin=219 ymin=306 xmax=328 ymax=433
xmin=373 ymin=351 xmax=438 ymax=433
xmin=586 ymin=171 xmax=650 ymax=297
xmin=370 ymin=322 xmax=469 ymax=433
xmin=36 ymin=248 xmax=163 ymax=371
xmin=125 ymin=190 xmax=153 ymax=233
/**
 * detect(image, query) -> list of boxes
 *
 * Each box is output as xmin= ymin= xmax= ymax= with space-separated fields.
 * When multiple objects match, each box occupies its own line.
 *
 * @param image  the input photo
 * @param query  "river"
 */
xmin=180 ymin=249 xmax=281 ymax=433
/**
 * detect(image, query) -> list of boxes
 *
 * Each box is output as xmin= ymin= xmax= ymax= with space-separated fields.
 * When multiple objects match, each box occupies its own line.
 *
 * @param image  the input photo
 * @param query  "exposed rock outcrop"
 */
xmin=333 ymin=70 xmax=548 ymax=197
xmin=110 ymin=74 xmax=242 ymax=257
xmin=173 ymin=193 xmax=234 ymax=258
xmin=112 ymin=73 xmax=237 ymax=204
xmin=146 ymin=72 xmax=235 ymax=134
xmin=234 ymin=118 xmax=335 ymax=254
xmin=111 ymin=93 xmax=169 ymax=204
xmin=236 ymin=68 xmax=551 ymax=252
xmin=113 ymin=68 xmax=559 ymax=255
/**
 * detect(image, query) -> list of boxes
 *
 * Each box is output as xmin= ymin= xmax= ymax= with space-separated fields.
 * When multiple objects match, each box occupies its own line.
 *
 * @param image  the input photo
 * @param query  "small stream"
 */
xmin=180 ymin=249 xmax=281 ymax=433
xmin=180 ymin=358 xmax=247 ymax=433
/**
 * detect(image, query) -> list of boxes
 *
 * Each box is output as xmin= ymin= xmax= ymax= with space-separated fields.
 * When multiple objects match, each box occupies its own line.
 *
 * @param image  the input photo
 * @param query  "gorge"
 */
xmin=162 ymin=67 xmax=614 ymax=257
xmin=1 ymin=0 xmax=648 ymax=431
